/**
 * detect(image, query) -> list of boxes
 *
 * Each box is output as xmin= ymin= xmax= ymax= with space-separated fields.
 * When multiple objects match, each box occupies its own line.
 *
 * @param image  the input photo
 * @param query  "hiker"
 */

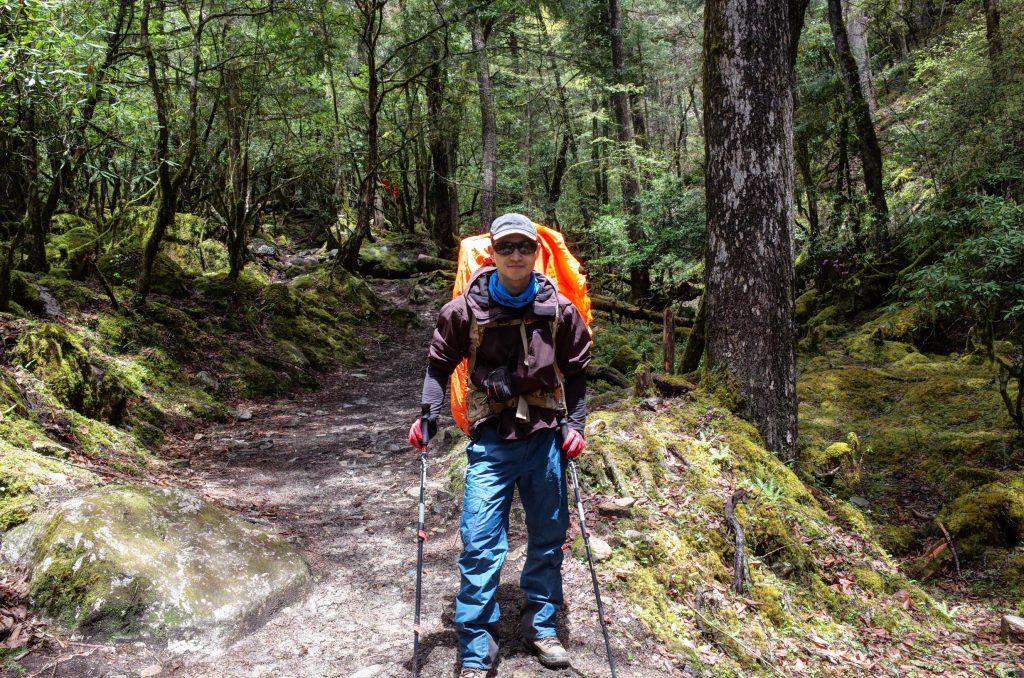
xmin=409 ymin=213 xmax=593 ymax=677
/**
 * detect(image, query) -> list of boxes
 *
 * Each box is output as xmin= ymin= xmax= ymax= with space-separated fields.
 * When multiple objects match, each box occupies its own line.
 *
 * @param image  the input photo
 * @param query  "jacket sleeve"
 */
xmin=421 ymin=298 xmax=470 ymax=418
xmin=556 ymin=301 xmax=592 ymax=434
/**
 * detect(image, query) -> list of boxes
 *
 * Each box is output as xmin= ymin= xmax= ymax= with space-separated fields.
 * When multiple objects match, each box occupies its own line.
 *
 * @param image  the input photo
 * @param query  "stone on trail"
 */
xmin=589 ymin=537 xmax=613 ymax=561
xmin=0 ymin=484 xmax=310 ymax=645
xmin=1002 ymin=614 xmax=1024 ymax=642
xmin=349 ymin=666 xmax=385 ymax=678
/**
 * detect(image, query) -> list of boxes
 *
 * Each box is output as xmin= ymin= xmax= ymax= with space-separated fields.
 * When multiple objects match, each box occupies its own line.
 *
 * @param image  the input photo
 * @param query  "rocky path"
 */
xmin=16 ymin=277 xmax=680 ymax=678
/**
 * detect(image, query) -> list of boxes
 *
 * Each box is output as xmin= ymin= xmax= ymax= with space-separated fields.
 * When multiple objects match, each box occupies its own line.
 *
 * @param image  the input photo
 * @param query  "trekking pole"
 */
xmin=412 ymin=411 xmax=431 ymax=677
xmin=562 ymin=422 xmax=618 ymax=678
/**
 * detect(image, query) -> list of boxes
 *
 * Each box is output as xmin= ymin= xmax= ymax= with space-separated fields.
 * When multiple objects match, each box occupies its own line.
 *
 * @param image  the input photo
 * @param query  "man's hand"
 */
xmin=561 ymin=427 xmax=585 ymax=459
xmin=408 ymin=417 xmax=436 ymax=450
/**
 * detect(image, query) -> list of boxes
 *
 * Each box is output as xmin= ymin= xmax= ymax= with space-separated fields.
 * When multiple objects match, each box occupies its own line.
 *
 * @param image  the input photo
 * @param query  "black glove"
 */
xmin=484 ymin=366 xmax=515 ymax=403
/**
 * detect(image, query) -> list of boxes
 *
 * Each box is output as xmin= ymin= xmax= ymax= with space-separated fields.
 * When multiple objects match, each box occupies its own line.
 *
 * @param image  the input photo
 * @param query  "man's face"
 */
xmin=489 ymin=235 xmax=539 ymax=289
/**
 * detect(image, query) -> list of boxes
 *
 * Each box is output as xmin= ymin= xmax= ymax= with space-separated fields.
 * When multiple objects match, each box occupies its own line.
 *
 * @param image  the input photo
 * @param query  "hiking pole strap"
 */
xmin=569 ymin=459 xmax=618 ymax=678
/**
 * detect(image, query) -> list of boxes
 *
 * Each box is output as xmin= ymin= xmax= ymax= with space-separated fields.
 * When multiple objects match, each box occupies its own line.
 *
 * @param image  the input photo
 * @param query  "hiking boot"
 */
xmin=527 ymin=635 xmax=570 ymax=668
xmin=459 ymin=667 xmax=489 ymax=678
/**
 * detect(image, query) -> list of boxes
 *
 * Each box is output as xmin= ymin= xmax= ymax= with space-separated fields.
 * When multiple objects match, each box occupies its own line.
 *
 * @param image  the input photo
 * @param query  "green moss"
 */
xmin=844 ymin=332 xmax=917 ymax=364
xmin=0 ymin=442 xmax=98 ymax=532
xmin=939 ymin=478 xmax=1024 ymax=557
xmin=795 ymin=288 xmax=820 ymax=323
xmin=852 ymin=567 xmax=884 ymax=593
xmin=877 ymin=524 xmax=917 ymax=556
xmin=12 ymin=322 xmax=91 ymax=412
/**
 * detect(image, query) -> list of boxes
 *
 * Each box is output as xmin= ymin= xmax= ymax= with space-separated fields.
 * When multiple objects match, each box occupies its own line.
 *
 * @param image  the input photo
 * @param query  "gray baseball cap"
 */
xmin=489 ymin=213 xmax=537 ymax=241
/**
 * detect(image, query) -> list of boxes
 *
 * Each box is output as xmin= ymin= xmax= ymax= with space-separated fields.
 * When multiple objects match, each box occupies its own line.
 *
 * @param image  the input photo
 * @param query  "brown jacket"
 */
xmin=429 ymin=266 xmax=592 ymax=438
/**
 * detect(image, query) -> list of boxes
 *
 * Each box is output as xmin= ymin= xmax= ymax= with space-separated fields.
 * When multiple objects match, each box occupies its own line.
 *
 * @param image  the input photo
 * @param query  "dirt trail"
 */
xmin=16 ymin=277 xmax=680 ymax=678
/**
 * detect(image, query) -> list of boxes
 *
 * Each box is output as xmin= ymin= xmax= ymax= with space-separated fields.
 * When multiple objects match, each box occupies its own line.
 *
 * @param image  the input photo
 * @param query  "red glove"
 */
xmin=408 ymin=418 xmax=429 ymax=450
xmin=561 ymin=427 xmax=585 ymax=459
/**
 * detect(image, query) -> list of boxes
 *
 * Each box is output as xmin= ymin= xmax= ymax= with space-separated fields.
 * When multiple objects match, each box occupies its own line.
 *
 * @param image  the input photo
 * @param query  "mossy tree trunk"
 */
xmin=137 ymin=0 xmax=200 ymax=303
xmin=703 ymin=0 xmax=808 ymax=462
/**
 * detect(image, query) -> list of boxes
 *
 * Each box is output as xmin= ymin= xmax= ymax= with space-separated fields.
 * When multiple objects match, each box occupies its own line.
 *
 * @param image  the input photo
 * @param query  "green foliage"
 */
xmin=902 ymin=196 xmax=1024 ymax=348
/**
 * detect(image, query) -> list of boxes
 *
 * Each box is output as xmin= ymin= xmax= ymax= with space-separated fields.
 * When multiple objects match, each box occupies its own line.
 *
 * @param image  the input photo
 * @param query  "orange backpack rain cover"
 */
xmin=449 ymin=224 xmax=592 ymax=434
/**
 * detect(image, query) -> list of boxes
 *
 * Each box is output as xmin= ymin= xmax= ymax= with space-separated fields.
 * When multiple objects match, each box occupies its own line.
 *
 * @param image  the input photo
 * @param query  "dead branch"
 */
xmin=725 ymin=489 xmax=750 ymax=594
xmin=936 ymin=520 xmax=964 ymax=582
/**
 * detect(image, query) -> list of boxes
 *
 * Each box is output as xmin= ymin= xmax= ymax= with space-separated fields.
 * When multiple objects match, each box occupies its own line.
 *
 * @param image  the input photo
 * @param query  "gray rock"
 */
xmin=249 ymin=238 xmax=276 ymax=256
xmin=233 ymin=409 xmax=254 ymax=421
xmin=1002 ymin=614 xmax=1024 ymax=642
xmin=1 ymin=485 xmax=310 ymax=645
xmin=849 ymin=495 xmax=870 ymax=509
xmin=279 ymin=340 xmax=309 ymax=369
xmin=589 ymin=537 xmax=613 ymax=561
xmin=195 ymin=370 xmax=219 ymax=392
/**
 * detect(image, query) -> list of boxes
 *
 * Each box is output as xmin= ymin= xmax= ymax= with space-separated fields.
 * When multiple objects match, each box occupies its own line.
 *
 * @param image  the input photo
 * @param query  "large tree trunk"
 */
xmin=608 ymin=0 xmax=649 ymax=301
xmin=426 ymin=54 xmax=459 ymax=256
xmin=471 ymin=18 xmax=497 ymax=231
xmin=827 ymin=0 xmax=888 ymax=237
xmin=703 ymin=0 xmax=807 ymax=461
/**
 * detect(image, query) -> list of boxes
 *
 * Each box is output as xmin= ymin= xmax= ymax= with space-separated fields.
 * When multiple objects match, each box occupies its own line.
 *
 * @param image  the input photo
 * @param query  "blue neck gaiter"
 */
xmin=489 ymin=271 xmax=539 ymax=308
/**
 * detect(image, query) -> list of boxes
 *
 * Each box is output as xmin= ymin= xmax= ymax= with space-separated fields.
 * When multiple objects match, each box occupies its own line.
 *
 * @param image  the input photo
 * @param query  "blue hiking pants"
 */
xmin=456 ymin=426 xmax=569 ymax=669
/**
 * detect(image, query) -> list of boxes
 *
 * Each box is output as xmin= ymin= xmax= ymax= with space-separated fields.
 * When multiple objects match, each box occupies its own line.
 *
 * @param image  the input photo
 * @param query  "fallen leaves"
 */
xmin=0 ymin=575 xmax=45 ymax=651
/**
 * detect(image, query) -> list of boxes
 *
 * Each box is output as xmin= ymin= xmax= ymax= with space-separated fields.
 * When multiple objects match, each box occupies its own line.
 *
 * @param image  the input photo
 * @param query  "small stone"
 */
xmin=193 ymin=433 xmax=205 ymax=441
xmin=404 ymin=486 xmax=421 ymax=500
xmin=623 ymin=530 xmax=643 ymax=540
xmin=589 ymin=537 xmax=613 ymax=561
xmin=597 ymin=497 xmax=636 ymax=518
xmin=349 ymin=666 xmax=385 ymax=678
xmin=169 ymin=458 xmax=190 ymax=468
xmin=1002 ymin=614 xmax=1024 ymax=642
xmin=508 ymin=544 xmax=527 ymax=561
xmin=849 ymin=495 xmax=870 ymax=509
xmin=256 ymin=439 xmax=274 ymax=450
xmin=31 ymin=441 xmax=69 ymax=459
xmin=234 ymin=409 xmax=253 ymax=421
xmin=641 ymin=397 xmax=663 ymax=411
xmin=140 ymin=665 xmax=162 ymax=677
xmin=585 ymin=420 xmax=607 ymax=436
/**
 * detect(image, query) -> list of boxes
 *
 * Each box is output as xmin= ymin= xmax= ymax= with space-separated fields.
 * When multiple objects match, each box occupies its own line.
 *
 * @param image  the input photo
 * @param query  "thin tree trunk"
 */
xmin=608 ymin=0 xmax=649 ymax=300
xmin=703 ymin=0 xmax=807 ymax=461
xmin=984 ymin=0 xmax=1002 ymax=68
xmin=827 ymin=0 xmax=888 ymax=236
xmin=471 ymin=18 xmax=497 ymax=231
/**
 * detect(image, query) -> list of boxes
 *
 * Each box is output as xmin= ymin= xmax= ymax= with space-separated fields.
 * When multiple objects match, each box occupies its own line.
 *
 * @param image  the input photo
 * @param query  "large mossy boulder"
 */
xmin=0 ymin=484 xmax=310 ymax=644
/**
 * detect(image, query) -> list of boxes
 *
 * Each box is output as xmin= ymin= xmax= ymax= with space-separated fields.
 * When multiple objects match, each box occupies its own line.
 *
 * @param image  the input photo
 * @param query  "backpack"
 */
xmin=449 ymin=224 xmax=592 ymax=434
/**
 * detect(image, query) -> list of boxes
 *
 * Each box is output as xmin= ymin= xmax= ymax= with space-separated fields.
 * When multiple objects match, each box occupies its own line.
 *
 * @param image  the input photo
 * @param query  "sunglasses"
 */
xmin=493 ymin=240 xmax=539 ymax=256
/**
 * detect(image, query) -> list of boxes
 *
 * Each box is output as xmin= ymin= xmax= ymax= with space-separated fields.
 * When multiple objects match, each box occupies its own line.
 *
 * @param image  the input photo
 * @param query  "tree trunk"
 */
xmin=471 ymin=18 xmax=497 ymax=231
xmin=984 ymin=0 xmax=1001 ymax=68
xmin=24 ymin=0 xmax=133 ymax=273
xmin=827 ymin=0 xmax=888 ymax=235
xmin=341 ymin=0 xmax=385 ymax=271
xmin=608 ymin=0 xmax=649 ymax=301
xmin=703 ymin=0 xmax=805 ymax=461
xmin=844 ymin=0 xmax=877 ymax=117
xmin=426 ymin=54 xmax=459 ymax=256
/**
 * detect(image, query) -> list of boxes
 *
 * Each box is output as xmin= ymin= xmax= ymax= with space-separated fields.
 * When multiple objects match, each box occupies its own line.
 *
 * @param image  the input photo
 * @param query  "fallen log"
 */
xmin=415 ymin=253 xmax=457 ymax=273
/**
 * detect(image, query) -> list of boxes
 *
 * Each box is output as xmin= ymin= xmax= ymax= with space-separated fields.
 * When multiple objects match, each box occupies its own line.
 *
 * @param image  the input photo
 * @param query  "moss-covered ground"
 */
xmin=1 ymin=210 xmax=379 ymax=543
xmin=581 ymin=315 xmax=1024 ymax=675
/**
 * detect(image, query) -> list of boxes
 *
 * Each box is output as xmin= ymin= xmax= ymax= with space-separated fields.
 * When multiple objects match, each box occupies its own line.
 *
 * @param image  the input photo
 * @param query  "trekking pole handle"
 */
xmin=419 ymin=405 xmax=432 ymax=449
